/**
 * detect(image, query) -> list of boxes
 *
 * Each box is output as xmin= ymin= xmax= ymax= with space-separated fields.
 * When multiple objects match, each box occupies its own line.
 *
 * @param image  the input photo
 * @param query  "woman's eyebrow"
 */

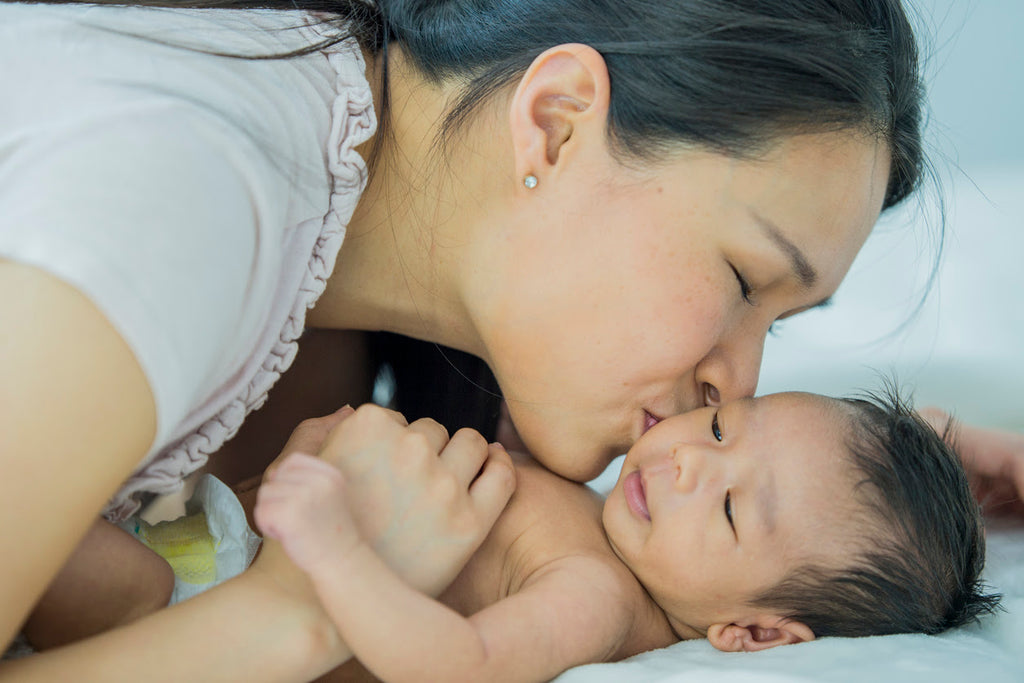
xmin=750 ymin=212 xmax=818 ymax=289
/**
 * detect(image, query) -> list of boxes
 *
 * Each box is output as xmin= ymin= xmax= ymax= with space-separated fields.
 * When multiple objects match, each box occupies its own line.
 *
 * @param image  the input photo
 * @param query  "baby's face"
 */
xmin=602 ymin=392 xmax=859 ymax=638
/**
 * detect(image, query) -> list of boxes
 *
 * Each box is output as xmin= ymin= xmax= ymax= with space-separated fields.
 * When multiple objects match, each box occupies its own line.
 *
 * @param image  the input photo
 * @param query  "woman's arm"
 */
xmin=0 ymin=262 xmax=157 ymax=651
xmin=0 ymin=262 xmax=352 ymax=680
xmin=1 ymin=553 xmax=348 ymax=683
xmin=23 ymin=519 xmax=175 ymax=651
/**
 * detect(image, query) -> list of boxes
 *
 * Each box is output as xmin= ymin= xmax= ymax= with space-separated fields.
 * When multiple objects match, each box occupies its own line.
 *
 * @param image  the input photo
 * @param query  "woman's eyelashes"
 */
xmin=729 ymin=263 xmax=755 ymax=305
xmin=711 ymin=411 xmax=722 ymax=441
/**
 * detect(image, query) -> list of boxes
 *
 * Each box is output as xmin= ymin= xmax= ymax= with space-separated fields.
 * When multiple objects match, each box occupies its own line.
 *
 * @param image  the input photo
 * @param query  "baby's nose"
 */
xmin=671 ymin=446 xmax=707 ymax=494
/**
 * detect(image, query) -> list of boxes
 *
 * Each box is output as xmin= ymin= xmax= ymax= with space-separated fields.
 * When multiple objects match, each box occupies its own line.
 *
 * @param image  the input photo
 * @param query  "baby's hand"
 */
xmin=316 ymin=404 xmax=516 ymax=596
xmin=254 ymin=453 xmax=360 ymax=575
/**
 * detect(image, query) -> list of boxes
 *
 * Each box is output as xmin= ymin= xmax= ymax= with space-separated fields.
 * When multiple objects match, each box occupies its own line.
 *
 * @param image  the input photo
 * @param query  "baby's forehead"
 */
xmin=748 ymin=496 xmax=872 ymax=591
xmin=756 ymin=391 xmax=852 ymax=418
xmin=760 ymin=412 xmax=871 ymax=558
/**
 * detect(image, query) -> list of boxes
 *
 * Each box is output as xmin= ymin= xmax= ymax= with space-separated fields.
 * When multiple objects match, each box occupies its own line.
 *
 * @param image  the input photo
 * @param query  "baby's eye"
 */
xmin=724 ymin=490 xmax=735 ymax=532
xmin=711 ymin=411 xmax=722 ymax=442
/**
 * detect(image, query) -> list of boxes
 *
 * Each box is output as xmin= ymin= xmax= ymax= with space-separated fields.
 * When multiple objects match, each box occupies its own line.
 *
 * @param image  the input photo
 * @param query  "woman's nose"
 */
xmin=695 ymin=330 xmax=765 ymax=406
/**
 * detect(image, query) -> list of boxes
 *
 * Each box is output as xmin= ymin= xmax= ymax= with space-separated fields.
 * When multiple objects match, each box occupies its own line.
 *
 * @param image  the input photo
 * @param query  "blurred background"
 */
xmin=758 ymin=0 xmax=1024 ymax=430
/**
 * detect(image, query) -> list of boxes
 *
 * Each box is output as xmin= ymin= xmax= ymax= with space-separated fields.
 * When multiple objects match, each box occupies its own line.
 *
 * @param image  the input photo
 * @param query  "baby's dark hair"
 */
xmin=750 ymin=385 xmax=1001 ymax=637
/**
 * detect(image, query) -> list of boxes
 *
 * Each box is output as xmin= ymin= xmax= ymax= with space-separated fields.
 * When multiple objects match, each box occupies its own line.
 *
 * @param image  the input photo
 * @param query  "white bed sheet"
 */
xmin=558 ymin=164 xmax=1024 ymax=682
xmin=556 ymin=524 xmax=1023 ymax=683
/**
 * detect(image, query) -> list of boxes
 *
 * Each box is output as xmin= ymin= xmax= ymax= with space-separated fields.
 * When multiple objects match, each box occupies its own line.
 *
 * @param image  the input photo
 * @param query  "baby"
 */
xmin=256 ymin=389 xmax=1001 ymax=683
xmin=14 ymin=388 xmax=999 ymax=675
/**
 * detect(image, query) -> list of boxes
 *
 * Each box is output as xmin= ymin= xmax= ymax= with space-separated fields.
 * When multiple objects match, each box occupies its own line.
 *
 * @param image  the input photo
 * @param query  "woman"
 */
xmin=2 ymin=1 xmax=1003 ymax=680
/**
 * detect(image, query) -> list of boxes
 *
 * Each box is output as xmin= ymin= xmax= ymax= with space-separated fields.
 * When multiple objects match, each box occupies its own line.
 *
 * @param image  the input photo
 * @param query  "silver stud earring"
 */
xmin=523 ymin=174 xmax=538 ymax=189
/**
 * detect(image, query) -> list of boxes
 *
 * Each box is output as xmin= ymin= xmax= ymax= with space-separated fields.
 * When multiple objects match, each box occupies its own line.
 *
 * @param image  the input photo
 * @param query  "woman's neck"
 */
xmin=308 ymin=47 xmax=507 ymax=359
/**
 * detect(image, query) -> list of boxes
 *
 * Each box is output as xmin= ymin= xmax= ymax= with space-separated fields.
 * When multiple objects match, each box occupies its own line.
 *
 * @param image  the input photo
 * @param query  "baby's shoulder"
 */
xmin=501 ymin=454 xmax=608 ymax=546
xmin=500 ymin=455 xmax=638 ymax=587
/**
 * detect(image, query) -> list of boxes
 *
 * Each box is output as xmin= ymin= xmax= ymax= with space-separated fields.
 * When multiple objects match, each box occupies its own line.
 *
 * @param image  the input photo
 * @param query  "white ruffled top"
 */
xmin=0 ymin=5 xmax=376 ymax=521
xmin=107 ymin=24 xmax=376 ymax=522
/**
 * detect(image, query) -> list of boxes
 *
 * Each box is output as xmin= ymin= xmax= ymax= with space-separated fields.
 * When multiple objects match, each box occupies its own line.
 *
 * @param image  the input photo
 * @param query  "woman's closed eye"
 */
xmin=729 ymin=264 xmax=755 ymax=305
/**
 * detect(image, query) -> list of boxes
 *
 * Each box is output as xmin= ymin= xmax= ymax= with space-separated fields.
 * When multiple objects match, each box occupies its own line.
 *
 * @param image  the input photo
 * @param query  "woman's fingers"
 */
xmin=266 ymin=405 xmax=355 ymax=479
xmin=438 ymin=428 xmax=490 ymax=485
xmin=469 ymin=443 xmax=517 ymax=523
xmin=405 ymin=417 xmax=451 ymax=460
xmin=287 ymin=406 xmax=356 ymax=450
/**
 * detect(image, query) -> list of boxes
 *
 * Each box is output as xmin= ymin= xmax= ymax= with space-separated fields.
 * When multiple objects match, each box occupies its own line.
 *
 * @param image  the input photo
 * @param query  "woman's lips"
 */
xmin=623 ymin=470 xmax=650 ymax=521
xmin=643 ymin=410 xmax=662 ymax=434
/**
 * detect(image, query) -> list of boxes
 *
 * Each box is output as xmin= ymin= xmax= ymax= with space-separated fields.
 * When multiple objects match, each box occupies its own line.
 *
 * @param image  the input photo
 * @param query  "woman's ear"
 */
xmin=707 ymin=617 xmax=816 ymax=653
xmin=508 ymin=43 xmax=611 ymax=182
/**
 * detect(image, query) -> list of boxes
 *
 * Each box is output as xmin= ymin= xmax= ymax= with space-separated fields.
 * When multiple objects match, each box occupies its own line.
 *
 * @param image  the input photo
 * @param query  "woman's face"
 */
xmin=476 ymin=130 xmax=890 ymax=481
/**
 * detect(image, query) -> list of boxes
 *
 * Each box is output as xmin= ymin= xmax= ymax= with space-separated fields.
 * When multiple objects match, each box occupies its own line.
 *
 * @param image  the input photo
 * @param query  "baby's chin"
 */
xmin=658 ymin=606 xmax=705 ymax=641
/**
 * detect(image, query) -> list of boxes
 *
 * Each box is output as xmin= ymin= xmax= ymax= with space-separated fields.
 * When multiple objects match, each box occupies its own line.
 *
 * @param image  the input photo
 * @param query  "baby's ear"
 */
xmin=706 ymin=617 xmax=815 ymax=653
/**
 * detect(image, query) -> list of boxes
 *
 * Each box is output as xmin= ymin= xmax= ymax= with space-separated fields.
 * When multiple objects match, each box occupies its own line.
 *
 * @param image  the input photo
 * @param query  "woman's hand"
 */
xmin=315 ymin=404 xmax=516 ymax=596
xmin=922 ymin=407 xmax=1024 ymax=518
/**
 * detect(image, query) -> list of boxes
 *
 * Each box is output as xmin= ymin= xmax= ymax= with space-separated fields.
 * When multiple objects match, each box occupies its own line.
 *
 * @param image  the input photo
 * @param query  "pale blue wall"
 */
xmin=758 ymin=0 xmax=1024 ymax=428
xmin=917 ymin=0 xmax=1024 ymax=168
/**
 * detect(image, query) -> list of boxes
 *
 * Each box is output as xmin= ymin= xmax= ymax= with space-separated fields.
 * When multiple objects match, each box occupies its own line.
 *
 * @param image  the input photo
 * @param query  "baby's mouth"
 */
xmin=623 ymin=470 xmax=650 ymax=521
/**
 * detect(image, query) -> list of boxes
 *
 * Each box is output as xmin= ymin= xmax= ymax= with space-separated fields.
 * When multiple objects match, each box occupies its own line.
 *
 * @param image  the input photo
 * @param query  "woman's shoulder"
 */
xmin=0 ymin=4 xmax=350 ymax=139
xmin=0 ymin=3 xmax=317 ymax=44
xmin=0 ymin=2 xmax=372 ymax=226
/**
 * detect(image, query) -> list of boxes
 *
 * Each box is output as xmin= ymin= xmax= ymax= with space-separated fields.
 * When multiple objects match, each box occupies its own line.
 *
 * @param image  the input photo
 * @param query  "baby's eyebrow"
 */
xmin=758 ymin=468 xmax=778 ymax=536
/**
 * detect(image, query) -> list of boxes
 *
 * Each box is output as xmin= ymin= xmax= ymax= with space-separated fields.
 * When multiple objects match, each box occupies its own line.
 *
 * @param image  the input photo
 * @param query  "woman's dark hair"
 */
xmin=370 ymin=332 xmax=503 ymax=440
xmin=751 ymin=385 xmax=1001 ymax=637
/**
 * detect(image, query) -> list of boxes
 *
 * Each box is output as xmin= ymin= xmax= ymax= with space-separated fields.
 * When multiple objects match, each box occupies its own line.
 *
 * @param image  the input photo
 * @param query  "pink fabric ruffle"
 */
xmin=102 ymin=28 xmax=377 ymax=522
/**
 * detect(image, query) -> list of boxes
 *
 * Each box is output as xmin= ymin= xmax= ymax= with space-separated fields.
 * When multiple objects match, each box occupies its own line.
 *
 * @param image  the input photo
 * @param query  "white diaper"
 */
xmin=123 ymin=474 xmax=262 ymax=604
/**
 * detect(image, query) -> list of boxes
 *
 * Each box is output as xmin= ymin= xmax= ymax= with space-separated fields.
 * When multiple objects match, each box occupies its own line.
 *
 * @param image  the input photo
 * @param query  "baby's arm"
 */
xmin=257 ymin=454 xmax=635 ymax=683
xmin=22 ymin=518 xmax=175 ymax=650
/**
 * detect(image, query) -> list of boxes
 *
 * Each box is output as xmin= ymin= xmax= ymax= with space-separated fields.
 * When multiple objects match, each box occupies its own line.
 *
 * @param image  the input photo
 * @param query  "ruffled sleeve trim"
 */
xmin=103 ymin=25 xmax=377 ymax=522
